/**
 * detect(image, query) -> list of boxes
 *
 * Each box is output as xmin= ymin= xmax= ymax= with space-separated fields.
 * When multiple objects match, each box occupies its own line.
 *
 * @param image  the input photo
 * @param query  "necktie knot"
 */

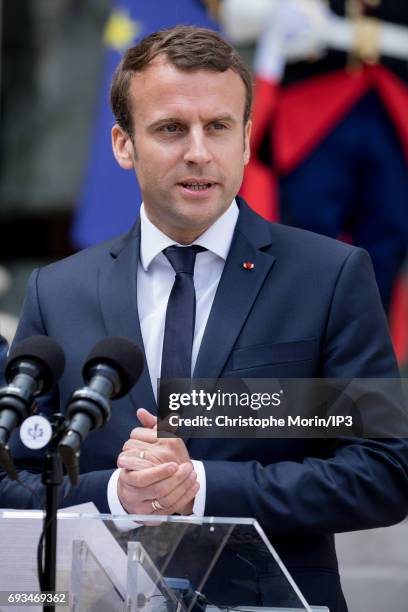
xmin=163 ymin=245 xmax=206 ymax=275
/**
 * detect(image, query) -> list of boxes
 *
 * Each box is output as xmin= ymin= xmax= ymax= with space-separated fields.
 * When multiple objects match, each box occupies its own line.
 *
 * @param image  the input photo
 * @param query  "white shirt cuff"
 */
xmin=191 ymin=460 xmax=206 ymax=517
xmin=107 ymin=468 xmax=142 ymax=531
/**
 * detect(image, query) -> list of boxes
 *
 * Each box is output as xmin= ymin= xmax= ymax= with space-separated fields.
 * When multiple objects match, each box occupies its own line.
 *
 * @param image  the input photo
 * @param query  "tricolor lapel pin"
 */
xmin=242 ymin=262 xmax=255 ymax=270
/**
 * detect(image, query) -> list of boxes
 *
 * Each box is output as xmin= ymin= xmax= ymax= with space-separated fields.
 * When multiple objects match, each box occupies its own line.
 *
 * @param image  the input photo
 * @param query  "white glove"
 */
xmin=253 ymin=0 xmax=331 ymax=81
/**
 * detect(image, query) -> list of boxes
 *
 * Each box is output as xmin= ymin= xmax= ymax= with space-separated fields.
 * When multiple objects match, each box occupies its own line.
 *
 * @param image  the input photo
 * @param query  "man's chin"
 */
xmin=164 ymin=210 xmax=219 ymax=243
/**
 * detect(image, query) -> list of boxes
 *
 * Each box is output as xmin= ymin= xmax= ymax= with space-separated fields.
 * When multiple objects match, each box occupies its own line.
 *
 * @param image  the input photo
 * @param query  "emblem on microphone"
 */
xmin=20 ymin=415 xmax=52 ymax=449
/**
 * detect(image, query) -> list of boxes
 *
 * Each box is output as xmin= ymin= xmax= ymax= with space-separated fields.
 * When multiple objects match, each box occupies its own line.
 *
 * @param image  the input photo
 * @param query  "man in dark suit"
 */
xmin=1 ymin=26 xmax=408 ymax=612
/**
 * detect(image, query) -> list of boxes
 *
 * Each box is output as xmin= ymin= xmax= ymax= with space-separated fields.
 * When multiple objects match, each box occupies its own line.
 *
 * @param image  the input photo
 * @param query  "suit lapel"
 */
xmin=98 ymin=221 xmax=157 ymax=414
xmin=193 ymin=199 xmax=276 ymax=379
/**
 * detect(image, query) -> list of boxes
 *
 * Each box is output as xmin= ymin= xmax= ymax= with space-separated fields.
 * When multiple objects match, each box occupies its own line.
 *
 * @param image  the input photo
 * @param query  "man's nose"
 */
xmin=183 ymin=130 xmax=212 ymax=165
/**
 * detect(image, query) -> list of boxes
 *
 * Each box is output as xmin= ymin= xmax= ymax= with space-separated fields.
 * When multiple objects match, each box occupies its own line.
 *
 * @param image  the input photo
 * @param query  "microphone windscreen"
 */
xmin=84 ymin=336 xmax=144 ymax=398
xmin=6 ymin=335 xmax=66 ymax=392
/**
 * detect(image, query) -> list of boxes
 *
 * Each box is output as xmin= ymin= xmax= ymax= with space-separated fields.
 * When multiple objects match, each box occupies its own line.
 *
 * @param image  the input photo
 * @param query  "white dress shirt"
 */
xmin=107 ymin=199 xmax=239 ymax=518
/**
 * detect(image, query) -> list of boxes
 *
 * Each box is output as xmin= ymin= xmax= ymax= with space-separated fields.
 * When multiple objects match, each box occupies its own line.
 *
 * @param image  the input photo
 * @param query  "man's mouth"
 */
xmin=178 ymin=180 xmax=216 ymax=191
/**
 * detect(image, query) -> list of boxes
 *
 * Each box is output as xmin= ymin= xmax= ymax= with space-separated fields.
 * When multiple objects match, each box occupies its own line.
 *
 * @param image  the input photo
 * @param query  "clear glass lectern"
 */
xmin=0 ymin=511 xmax=329 ymax=612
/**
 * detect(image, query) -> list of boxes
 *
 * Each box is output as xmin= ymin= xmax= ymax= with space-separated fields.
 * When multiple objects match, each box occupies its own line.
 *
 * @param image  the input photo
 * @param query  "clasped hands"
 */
xmin=117 ymin=408 xmax=199 ymax=517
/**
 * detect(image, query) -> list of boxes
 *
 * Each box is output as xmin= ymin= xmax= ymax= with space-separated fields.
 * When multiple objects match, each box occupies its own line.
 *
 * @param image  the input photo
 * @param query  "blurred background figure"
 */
xmin=225 ymin=0 xmax=408 ymax=323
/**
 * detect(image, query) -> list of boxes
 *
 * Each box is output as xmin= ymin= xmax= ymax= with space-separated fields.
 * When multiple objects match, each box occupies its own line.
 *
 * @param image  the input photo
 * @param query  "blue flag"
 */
xmin=72 ymin=0 xmax=219 ymax=248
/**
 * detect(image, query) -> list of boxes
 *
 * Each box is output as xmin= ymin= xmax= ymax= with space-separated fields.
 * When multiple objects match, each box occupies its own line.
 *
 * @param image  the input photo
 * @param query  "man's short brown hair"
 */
xmin=110 ymin=25 xmax=252 ymax=136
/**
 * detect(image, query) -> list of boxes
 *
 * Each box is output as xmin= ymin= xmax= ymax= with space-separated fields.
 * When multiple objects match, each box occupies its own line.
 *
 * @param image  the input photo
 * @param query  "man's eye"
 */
xmin=161 ymin=124 xmax=181 ymax=133
xmin=211 ymin=123 xmax=227 ymax=131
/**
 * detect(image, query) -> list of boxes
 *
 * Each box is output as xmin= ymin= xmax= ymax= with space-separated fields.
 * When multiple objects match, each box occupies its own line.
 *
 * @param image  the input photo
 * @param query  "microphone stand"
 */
xmin=40 ymin=414 xmax=68 ymax=612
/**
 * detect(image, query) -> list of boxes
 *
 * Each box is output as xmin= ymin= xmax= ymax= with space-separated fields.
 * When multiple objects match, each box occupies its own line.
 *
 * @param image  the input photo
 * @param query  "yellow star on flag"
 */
xmin=103 ymin=10 xmax=141 ymax=52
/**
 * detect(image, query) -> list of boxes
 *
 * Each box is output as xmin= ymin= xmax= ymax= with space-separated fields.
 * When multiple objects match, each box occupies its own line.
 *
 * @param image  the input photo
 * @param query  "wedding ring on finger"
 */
xmin=151 ymin=499 xmax=164 ymax=512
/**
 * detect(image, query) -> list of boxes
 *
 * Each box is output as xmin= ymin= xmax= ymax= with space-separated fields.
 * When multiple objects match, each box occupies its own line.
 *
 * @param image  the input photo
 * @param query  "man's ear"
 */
xmin=244 ymin=119 xmax=252 ymax=165
xmin=111 ymin=124 xmax=135 ymax=169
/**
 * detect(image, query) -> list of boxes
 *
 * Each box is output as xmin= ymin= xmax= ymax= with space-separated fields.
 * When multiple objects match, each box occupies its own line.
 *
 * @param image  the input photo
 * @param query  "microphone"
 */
xmin=0 ymin=335 xmax=65 ymax=479
xmin=59 ymin=336 xmax=144 ymax=485
xmin=0 ymin=335 xmax=65 ymax=447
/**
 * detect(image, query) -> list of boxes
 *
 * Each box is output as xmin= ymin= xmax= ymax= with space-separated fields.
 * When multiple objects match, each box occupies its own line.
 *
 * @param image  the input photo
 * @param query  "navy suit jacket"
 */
xmin=1 ymin=198 xmax=408 ymax=611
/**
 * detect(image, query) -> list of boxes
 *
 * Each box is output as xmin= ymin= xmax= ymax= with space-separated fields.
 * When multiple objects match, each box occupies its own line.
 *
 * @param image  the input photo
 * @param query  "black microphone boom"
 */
xmin=59 ymin=336 xmax=144 ymax=485
xmin=0 ymin=335 xmax=65 ymax=449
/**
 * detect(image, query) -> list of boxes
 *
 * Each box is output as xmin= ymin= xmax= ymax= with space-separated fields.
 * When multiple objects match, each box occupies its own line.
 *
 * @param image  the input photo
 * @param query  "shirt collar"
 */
xmin=140 ymin=200 xmax=239 ymax=271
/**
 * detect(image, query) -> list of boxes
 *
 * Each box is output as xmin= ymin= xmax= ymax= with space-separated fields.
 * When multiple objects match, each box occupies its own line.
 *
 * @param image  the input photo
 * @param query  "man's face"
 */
xmin=112 ymin=57 xmax=251 ymax=244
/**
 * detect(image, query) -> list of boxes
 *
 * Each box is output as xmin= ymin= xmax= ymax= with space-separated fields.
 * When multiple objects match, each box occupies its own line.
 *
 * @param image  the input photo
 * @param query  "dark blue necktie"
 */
xmin=160 ymin=245 xmax=206 ymax=381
